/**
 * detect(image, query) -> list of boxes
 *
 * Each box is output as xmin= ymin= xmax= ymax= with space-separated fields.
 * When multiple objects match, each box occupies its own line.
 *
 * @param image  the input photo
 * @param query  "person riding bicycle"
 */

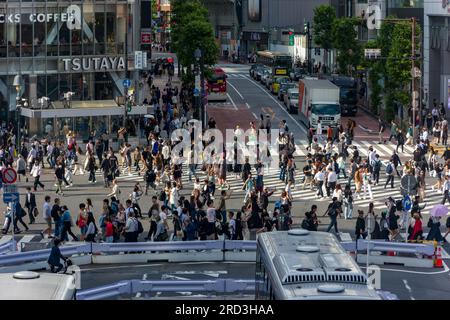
xmin=47 ymin=238 xmax=68 ymax=273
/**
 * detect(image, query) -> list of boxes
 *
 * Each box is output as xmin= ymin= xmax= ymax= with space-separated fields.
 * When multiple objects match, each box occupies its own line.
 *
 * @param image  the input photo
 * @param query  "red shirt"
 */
xmin=105 ymin=222 xmax=114 ymax=237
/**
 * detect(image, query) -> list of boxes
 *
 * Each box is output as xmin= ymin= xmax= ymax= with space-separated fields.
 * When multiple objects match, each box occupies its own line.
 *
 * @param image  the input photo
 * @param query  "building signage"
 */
xmin=141 ymin=32 xmax=152 ymax=44
xmin=366 ymin=4 xmax=381 ymax=30
xmin=0 ymin=5 xmax=81 ymax=30
xmin=61 ymin=57 xmax=126 ymax=72
xmin=274 ymin=68 xmax=287 ymax=75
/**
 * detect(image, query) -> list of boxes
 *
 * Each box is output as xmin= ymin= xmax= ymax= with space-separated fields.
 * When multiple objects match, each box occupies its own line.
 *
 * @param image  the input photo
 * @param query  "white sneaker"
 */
xmin=432 ymin=186 xmax=435 ymax=191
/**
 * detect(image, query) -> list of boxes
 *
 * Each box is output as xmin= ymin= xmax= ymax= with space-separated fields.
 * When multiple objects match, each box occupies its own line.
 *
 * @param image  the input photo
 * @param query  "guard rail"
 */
xmin=356 ymin=240 xmax=435 ymax=256
xmin=76 ymin=279 xmax=256 ymax=300
xmin=0 ymin=240 xmax=15 ymax=255
xmin=0 ymin=240 xmax=257 ymax=270
xmin=356 ymin=239 xmax=436 ymax=268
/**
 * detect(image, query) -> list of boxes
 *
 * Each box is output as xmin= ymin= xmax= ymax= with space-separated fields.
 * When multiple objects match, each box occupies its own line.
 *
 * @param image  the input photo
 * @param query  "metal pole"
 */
xmin=200 ymin=57 xmax=205 ymax=130
xmin=11 ymin=202 xmax=15 ymax=252
xmin=411 ymin=17 xmax=416 ymax=142
xmin=307 ymin=23 xmax=312 ymax=74
xmin=123 ymin=1 xmax=129 ymax=128
xmin=16 ymin=95 xmax=20 ymax=154
xmin=366 ymin=213 xmax=371 ymax=280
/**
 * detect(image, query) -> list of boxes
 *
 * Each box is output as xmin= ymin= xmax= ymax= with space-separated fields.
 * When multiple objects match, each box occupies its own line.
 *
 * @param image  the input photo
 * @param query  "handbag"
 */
xmin=33 ymin=207 xmax=39 ymax=217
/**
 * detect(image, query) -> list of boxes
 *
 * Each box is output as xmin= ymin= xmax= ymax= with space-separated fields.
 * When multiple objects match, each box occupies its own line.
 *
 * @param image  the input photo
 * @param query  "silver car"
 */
xmin=284 ymin=88 xmax=299 ymax=114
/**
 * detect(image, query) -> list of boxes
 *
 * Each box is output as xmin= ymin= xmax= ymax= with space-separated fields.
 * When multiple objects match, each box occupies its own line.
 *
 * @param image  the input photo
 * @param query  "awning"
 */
xmin=51 ymin=99 xmax=118 ymax=109
xmin=21 ymin=104 xmax=153 ymax=119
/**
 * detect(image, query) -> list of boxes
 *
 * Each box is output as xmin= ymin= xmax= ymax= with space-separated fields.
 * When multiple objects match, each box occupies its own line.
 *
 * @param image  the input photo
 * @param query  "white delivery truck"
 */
xmin=298 ymin=79 xmax=341 ymax=133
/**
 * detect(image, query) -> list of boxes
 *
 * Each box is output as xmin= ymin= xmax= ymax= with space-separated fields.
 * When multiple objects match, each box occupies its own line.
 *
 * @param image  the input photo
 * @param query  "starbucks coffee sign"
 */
xmin=61 ymin=57 xmax=126 ymax=72
xmin=0 ymin=5 xmax=81 ymax=30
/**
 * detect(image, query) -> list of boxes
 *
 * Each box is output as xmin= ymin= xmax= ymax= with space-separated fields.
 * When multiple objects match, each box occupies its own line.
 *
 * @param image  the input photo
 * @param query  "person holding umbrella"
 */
xmin=427 ymin=204 xmax=447 ymax=243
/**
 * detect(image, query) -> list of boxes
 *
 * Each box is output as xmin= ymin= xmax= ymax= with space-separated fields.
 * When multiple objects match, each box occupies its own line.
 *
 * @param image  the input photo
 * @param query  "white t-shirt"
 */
xmin=43 ymin=202 xmax=52 ymax=220
xmin=228 ymin=219 xmax=236 ymax=237
xmin=159 ymin=211 xmax=167 ymax=221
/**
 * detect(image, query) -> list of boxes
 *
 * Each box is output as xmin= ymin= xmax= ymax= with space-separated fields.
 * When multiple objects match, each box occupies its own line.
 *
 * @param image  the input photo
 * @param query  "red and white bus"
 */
xmin=206 ymin=67 xmax=227 ymax=101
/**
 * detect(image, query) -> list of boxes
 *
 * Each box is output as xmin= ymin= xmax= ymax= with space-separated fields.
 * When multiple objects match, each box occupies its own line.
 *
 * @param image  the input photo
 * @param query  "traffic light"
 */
xmin=303 ymin=22 xmax=310 ymax=35
xmin=289 ymin=31 xmax=294 ymax=46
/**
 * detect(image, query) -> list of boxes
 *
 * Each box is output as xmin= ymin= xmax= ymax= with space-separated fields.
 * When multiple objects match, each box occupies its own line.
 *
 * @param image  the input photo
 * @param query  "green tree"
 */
xmin=171 ymin=0 xmax=218 ymax=84
xmin=313 ymin=5 xmax=336 ymax=69
xmin=332 ymin=18 xmax=361 ymax=76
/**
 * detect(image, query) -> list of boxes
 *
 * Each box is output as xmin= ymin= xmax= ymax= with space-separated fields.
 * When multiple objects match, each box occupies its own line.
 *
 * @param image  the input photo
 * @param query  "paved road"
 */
xmin=72 ymin=259 xmax=450 ymax=300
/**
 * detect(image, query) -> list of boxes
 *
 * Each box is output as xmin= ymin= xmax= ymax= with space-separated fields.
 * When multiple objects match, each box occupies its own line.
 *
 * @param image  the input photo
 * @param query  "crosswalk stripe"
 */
xmin=17 ymin=235 xmax=35 ymax=251
xmin=0 ymin=235 xmax=12 ymax=244
xmin=374 ymin=143 xmax=395 ymax=158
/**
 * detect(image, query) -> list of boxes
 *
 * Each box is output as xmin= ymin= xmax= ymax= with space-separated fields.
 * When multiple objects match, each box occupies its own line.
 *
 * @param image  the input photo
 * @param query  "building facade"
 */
xmin=424 ymin=0 xmax=450 ymax=111
xmin=0 ymin=0 xmax=151 ymax=134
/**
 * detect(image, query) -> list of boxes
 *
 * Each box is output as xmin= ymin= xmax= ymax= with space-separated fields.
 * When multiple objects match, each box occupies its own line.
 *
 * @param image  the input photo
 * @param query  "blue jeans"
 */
xmin=326 ymin=215 xmax=339 ymax=233
xmin=279 ymin=167 xmax=286 ymax=181
xmin=54 ymin=220 xmax=62 ymax=238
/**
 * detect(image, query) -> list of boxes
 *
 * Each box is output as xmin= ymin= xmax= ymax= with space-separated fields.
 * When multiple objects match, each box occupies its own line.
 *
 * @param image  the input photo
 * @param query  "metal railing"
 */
xmin=0 ymin=240 xmax=256 ymax=269
xmin=356 ymin=239 xmax=435 ymax=256
xmin=0 ymin=240 xmax=15 ymax=255
xmin=76 ymin=279 xmax=256 ymax=300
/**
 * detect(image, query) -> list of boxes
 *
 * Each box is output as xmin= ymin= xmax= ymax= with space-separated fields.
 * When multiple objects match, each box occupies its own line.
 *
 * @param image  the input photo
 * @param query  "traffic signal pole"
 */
xmin=123 ymin=1 xmax=129 ymax=129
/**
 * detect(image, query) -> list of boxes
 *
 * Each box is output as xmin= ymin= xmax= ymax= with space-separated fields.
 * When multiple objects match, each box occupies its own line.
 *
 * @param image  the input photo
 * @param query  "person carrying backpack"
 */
xmin=325 ymin=197 xmax=341 ymax=234
xmin=384 ymin=160 xmax=395 ymax=189
xmin=372 ymin=154 xmax=382 ymax=186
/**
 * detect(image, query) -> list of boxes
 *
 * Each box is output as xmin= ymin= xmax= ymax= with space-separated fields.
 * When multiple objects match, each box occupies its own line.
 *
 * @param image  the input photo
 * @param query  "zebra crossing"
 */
xmin=97 ymin=142 xmax=440 ymax=217
xmin=226 ymin=73 xmax=251 ymax=79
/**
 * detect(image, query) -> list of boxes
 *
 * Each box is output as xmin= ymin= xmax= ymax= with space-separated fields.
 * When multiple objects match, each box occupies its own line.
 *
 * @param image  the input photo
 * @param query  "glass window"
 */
xmin=34 ymin=7 xmax=46 ymax=57
xmin=47 ymin=74 xmax=59 ymax=101
xmin=83 ymin=3 xmax=95 ymax=55
xmin=95 ymin=6 xmax=105 ymax=55
xmin=21 ymin=13 xmax=33 ymax=57
xmin=46 ymin=6 xmax=59 ymax=56
xmin=0 ymin=21 xmax=5 ymax=57
xmin=59 ymin=6 xmax=70 ymax=56
xmin=116 ymin=4 xmax=126 ymax=54
xmin=7 ymin=7 xmax=19 ymax=58
xmin=106 ymin=11 xmax=116 ymax=54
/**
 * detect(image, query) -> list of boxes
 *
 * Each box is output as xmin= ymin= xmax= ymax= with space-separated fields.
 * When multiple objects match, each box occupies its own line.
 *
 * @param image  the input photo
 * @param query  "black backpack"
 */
xmin=159 ymin=190 xmax=166 ymax=202
xmin=136 ymin=219 xmax=144 ymax=234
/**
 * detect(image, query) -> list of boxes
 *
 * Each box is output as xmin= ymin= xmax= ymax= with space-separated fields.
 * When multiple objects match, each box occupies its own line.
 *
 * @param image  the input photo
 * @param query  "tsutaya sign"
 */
xmin=0 ymin=5 xmax=81 ymax=30
xmin=62 ymin=57 xmax=126 ymax=72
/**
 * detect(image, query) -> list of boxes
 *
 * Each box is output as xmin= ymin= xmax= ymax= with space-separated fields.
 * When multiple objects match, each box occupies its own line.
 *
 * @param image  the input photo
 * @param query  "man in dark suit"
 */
xmin=24 ymin=187 xmax=37 ymax=224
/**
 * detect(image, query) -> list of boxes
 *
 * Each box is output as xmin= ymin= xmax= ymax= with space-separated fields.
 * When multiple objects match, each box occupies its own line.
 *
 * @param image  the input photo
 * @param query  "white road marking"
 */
xmin=226 ymin=93 xmax=238 ymax=110
xmin=246 ymin=102 xmax=251 ymax=109
xmin=243 ymin=76 xmax=307 ymax=134
xmin=0 ymin=235 xmax=12 ymax=245
xmin=227 ymin=81 xmax=244 ymax=99
xmin=402 ymin=279 xmax=415 ymax=300
xmin=252 ymin=112 xmax=258 ymax=119
xmin=360 ymin=260 xmax=449 ymax=274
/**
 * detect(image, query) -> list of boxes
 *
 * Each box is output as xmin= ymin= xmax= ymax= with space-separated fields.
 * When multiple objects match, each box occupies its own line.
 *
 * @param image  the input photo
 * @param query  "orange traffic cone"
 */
xmin=434 ymin=246 xmax=444 ymax=268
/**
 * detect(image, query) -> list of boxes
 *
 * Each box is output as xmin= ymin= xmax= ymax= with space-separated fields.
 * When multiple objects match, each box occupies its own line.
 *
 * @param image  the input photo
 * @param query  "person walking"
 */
xmin=378 ymin=119 xmax=386 ymax=144
xmin=388 ymin=120 xmax=397 ymax=142
xmin=441 ymin=175 xmax=450 ymax=204
xmin=107 ymin=179 xmax=121 ymax=201
xmin=123 ymin=210 xmax=138 ymax=242
xmin=59 ymin=205 xmax=79 ymax=242
xmin=30 ymin=160 xmax=45 ymax=192
xmin=40 ymin=195 xmax=52 ymax=238
xmin=54 ymin=161 xmax=64 ymax=196
xmin=325 ymin=197 xmax=341 ymax=234
xmin=355 ymin=210 xmax=366 ymax=239
xmin=24 ymin=187 xmax=37 ymax=224
xmin=396 ymin=129 xmax=405 ymax=153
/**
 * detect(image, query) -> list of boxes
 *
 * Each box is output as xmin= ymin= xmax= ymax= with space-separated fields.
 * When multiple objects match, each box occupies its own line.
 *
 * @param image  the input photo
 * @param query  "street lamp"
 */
xmin=13 ymin=74 xmax=22 ymax=151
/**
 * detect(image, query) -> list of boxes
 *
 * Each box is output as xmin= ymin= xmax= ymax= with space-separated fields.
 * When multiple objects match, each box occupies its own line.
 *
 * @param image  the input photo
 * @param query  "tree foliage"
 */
xmin=171 ymin=0 xmax=218 ymax=71
xmin=313 ymin=5 xmax=336 ymax=51
xmin=363 ymin=19 xmax=421 ymax=123
xmin=331 ymin=18 xmax=361 ymax=76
